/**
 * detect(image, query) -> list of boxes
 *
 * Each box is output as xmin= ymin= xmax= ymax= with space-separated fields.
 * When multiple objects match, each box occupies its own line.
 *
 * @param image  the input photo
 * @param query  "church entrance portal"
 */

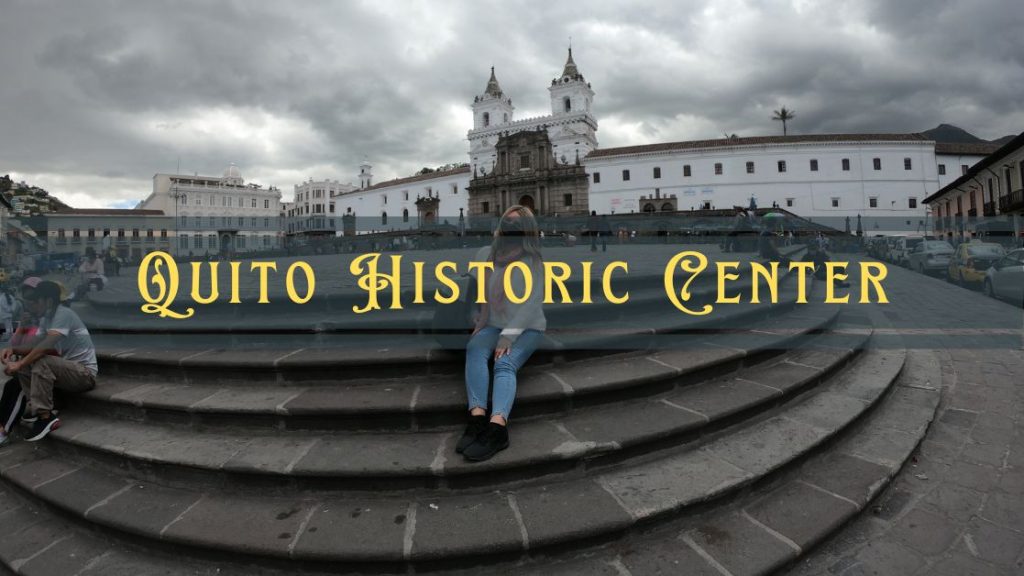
xmin=518 ymin=195 xmax=535 ymax=212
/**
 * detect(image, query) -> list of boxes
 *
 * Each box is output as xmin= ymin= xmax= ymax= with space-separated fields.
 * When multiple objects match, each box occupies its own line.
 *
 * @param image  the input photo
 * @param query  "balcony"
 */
xmin=998 ymin=189 xmax=1024 ymax=213
xmin=983 ymin=201 xmax=997 ymax=217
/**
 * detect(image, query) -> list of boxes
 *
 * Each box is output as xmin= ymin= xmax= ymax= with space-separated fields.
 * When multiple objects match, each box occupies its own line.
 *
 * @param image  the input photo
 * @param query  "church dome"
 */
xmin=223 ymin=163 xmax=242 ymax=180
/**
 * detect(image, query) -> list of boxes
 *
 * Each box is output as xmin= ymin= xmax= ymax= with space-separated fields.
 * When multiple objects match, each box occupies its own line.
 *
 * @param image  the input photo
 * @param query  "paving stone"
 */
xmin=290 ymin=498 xmax=409 ymax=561
xmin=688 ymin=512 xmax=797 ymax=576
xmin=889 ymin=507 xmax=959 ymax=556
xmin=919 ymin=483 xmax=986 ymax=523
xmin=711 ymin=415 xmax=826 ymax=475
xmin=981 ymin=493 xmax=1024 ymax=531
xmin=960 ymin=518 xmax=1024 ymax=568
xmin=600 ymin=449 xmax=751 ymax=520
xmin=33 ymin=466 xmax=131 ymax=516
xmin=2 ymin=457 xmax=79 ymax=492
xmin=289 ymin=431 xmax=443 ymax=477
xmin=88 ymin=483 xmax=204 ymax=535
xmin=517 ymin=556 xmax=623 ymax=576
xmin=619 ymin=534 xmax=722 ymax=575
xmin=515 ymin=480 xmax=633 ymax=548
xmin=960 ymin=441 xmax=1009 ymax=468
xmin=0 ymin=512 xmax=71 ymax=570
xmin=162 ymin=494 xmax=314 ymax=556
xmin=221 ymin=436 xmax=319 ymax=474
xmin=17 ymin=529 xmax=109 ymax=576
xmin=746 ymin=481 xmax=857 ymax=549
xmin=410 ymin=493 xmax=523 ymax=559
xmin=939 ymin=408 xmax=979 ymax=428
xmin=927 ymin=552 xmax=1006 ymax=576
xmin=870 ymin=488 xmax=916 ymax=521
xmin=193 ymin=387 xmax=305 ymax=413
xmin=996 ymin=468 xmax=1024 ymax=495
xmin=785 ymin=391 xmax=869 ymax=432
xmin=845 ymin=426 xmax=920 ymax=469
xmin=663 ymin=376 xmax=779 ymax=420
xmin=558 ymin=399 xmax=704 ymax=446
xmin=552 ymin=356 xmax=679 ymax=395
xmin=843 ymin=540 xmax=926 ymax=576
xmin=801 ymin=452 xmax=892 ymax=506
xmin=945 ymin=460 xmax=1000 ymax=492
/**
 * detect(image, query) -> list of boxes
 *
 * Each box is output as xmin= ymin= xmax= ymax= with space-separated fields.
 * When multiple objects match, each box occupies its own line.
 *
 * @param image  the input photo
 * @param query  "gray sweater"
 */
xmin=473 ymin=246 xmax=547 ymax=342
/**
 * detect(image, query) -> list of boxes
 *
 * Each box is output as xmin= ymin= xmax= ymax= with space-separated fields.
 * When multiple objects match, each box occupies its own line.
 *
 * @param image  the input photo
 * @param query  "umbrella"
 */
xmin=856 ymin=214 xmax=863 ymax=236
xmin=762 ymin=212 xmax=786 ymax=221
xmin=845 ymin=216 xmax=851 ymax=234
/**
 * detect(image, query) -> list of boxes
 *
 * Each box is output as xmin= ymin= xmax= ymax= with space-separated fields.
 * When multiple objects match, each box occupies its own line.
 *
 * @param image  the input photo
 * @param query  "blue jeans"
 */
xmin=465 ymin=327 xmax=543 ymax=420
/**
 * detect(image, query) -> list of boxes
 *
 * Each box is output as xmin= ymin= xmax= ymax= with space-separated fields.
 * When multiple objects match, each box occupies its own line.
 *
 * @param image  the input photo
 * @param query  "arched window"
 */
xmin=643 ymin=203 xmax=656 ymax=213
xmin=382 ymin=211 xmax=388 ymax=225
xmin=661 ymin=203 xmax=674 ymax=212
xmin=483 ymin=112 xmax=490 ymax=127
xmin=503 ymin=113 xmax=508 ymax=123
xmin=563 ymin=97 xmax=571 ymax=113
xmin=403 ymin=209 xmax=409 ymax=223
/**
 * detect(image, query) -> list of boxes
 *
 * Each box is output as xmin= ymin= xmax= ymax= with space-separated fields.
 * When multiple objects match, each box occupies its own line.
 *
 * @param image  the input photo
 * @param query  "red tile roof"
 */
xmin=53 ymin=208 xmax=165 ymax=216
xmin=361 ymin=165 xmax=471 ymax=192
xmin=934 ymin=142 xmax=1002 ymax=156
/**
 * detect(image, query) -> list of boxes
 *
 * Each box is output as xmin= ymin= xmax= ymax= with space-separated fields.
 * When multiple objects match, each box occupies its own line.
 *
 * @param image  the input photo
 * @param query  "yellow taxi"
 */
xmin=948 ymin=242 xmax=1006 ymax=286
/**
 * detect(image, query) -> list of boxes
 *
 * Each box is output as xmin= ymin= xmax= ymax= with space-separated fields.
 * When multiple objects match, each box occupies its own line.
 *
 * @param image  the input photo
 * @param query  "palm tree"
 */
xmin=772 ymin=106 xmax=796 ymax=136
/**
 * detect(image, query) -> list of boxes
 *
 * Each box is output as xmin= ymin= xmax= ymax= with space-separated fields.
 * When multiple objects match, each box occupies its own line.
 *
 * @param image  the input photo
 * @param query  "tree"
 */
xmin=772 ymin=106 xmax=796 ymax=136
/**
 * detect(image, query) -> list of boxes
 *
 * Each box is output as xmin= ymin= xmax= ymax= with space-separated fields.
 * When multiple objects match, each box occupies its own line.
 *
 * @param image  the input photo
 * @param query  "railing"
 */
xmin=983 ymin=201 xmax=997 ymax=217
xmin=998 ymin=189 xmax=1024 ymax=213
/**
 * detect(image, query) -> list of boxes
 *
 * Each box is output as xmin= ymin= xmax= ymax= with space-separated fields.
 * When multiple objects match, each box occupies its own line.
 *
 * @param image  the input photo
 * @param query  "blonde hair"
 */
xmin=490 ymin=204 xmax=542 ymax=263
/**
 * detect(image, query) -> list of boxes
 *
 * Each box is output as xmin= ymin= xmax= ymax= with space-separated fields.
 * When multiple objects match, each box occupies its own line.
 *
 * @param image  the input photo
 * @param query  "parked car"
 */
xmin=892 ymin=237 xmax=926 ymax=267
xmin=948 ymin=242 xmax=1006 ymax=286
xmin=983 ymin=249 xmax=1024 ymax=306
xmin=906 ymin=240 xmax=954 ymax=275
xmin=883 ymin=236 xmax=905 ymax=263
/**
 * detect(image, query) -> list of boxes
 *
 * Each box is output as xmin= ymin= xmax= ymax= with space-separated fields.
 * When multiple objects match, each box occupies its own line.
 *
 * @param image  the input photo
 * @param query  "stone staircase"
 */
xmin=0 ymin=250 xmax=940 ymax=575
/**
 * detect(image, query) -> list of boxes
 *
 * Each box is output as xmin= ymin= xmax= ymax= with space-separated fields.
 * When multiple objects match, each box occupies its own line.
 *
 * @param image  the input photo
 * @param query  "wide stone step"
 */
xmin=0 ymin=345 xmax=904 ymax=569
xmin=73 ymin=304 xmax=843 ymax=434
xmin=46 ymin=332 xmax=864 ymax=492
xmin=508 ymin=349 xmax=941 ymax=576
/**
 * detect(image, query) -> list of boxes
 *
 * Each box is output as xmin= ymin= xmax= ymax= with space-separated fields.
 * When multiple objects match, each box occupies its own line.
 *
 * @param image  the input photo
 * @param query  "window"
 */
xmin=622 ymin=169 xmax=630 ymax=181
xmin=701 ymin=201 xmax=711 ymax=210
xmin=653 ymin=167 xmax=661 ymax=179
xmin=520 ymin=154 xmax=531 ymax=170
xmin=237 ymin=217 xmax=243 ymax=227
xmin=909 ymin=198 xmax=918 ymax=209
xmin=563 ymin=97 xmax=571 ymax=113
xmin=831 ymin=198 xmax=840 ymax=208
xmin=482 ymin=201 xmax=490 ymax=213
xmin=938 ymin=164 xmax=946 ymax=175
xmin=403 ymin=209 xmax=409 ymax=223
xmin=196 ymin=196 xmax=201 ymax=206
xmin=777 ymin=160 xmax=786 ymax=173
xmin=873 ymin=158 xmax=882 ymax=171
xmin=904 ymin=158 xmax=912 ymax=170
xmin=810 ymin=159 xmax=818 ymax=171
xmin=117 ymin=228 xmax=125 ymax=238
xmin=87 ymin=228 xmax=95 ymax=238
xmin=180 ymin=216 xmax=188 ymax=228
xmin=593 ymin=172 xmax=601 ymax=184
xmin=452 ymin=184 xmax=458 ymax=195
xmin=194 ymin=236 xmax=202 ymax=248
xmin=746 ymin=161 xmax=755 ymax=174
xmin=683 ymin=165 xmax=692 ymax=177
xmin=329 ymin=204 xmax=335 ymax=213
xmin=251 ymin=218 xmax=257 ymax=228
xmin=786 ymin=198 xmax=794 ymax=208
xmin=961 ymin=164 xmax=969 ymax=175
xmin=72 ymin=228 xmax=80 ymax=238
xmin=381 ymin=212 xmax=388 ymax=225
xmin=383 ymin=195 xmax=387 ymax=204
xmin=146 ymin=229 xmax=154 ymax=238
xmin=483 ymin=112 xmax=490 ymax=127
xmin=160 ymin=229 xmax=167 ymax=238
xmin=869 ymin=197 xmax=878 ymax=208
xmin=404 ymin=191 xmax=409 ymax=200
xmin=222 ymin=196 xmax=227 ymax=207
xmin=842 ymin=158 xmax=851 ymax=171
xmin=180 ymin=194 xmax=187 ymax=205
xmin=714 ymin=163 xmax=723 ymax=175
xmin=180 ymin=235 xmax=188 ymax=249
xmin=209 ymin=216 xmax=216 ymax=227
xmin=264 ymin=199 xmax=270 ymax=209
xmin=264 ymin=218 xmax=270 ymax=228
xmin=132 ymin=228 xmax=139 ymax=238
xmin=564 ymin=193 xmax=573 ymax=207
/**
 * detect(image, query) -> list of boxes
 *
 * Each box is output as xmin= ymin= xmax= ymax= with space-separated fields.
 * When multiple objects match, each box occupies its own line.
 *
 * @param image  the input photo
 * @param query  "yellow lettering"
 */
xmin=350 ymin=254 xmax=402 ymax=313
xmin=543 ymin=262 xmax=572 ymax=304
xmin=860 ymin=262 xmax=889 ymax=304
xmin=716 ymin=262 xmax=741 ymax=304
xmin=250 ymin=262 xmax=278 ymax=304
xmin=503 ymin=261 xmax=532 ymax=304
xmin=603 ymin=261 xmax=629 ymax=304
xmin=189 ymin=262 xmax=220 ymax=305
xmin=580 ymin=261 xmax=594 ymax=304
xmin=750 ymin=262 xmax=779 ymax=304
xmin=412 ymin=262 xmax=426 ymax=304
xmin=788 ymin=261 xmax=815 ymax=304
xmin=664 ymin=251 xmax=712 ymax=315
xmin=825 ymin=262 xmax=850 ymax=303
xmin=229 ymin=262 xmax=242 ymax=304
xmin=434 ymin=261 xmax=460 ymax=304
xmin=467 ymin=261 xmax=494 ymax=304
xmin=286 ymin=262 xmax=316 ymax=304
xmin=137 ymin=251 xmax=193 ymax=319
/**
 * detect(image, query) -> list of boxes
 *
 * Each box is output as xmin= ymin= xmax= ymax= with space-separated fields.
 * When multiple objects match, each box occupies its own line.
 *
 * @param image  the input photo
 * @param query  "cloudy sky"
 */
xmin=1 ymin=0 xmax=1022 ymax=208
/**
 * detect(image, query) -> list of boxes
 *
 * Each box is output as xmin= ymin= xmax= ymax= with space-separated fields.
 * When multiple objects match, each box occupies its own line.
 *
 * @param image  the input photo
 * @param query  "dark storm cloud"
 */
xmin=0 ymin=0 xmax=1021 ymax=207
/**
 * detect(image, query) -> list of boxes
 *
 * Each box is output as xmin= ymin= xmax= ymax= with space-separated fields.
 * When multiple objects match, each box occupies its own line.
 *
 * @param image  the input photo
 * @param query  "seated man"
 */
xmin=1 ymin=281 xmax=97 ymax=441
xmin=806 ymin=243 xmax=851 ymax=288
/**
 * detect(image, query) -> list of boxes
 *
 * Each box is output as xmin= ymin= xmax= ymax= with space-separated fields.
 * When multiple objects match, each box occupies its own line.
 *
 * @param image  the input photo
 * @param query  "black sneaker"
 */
xmin=25 ymin=415 xmax=61 ymax=442
xmin=463 ymin=422 xmax=509 ymax=462
xmin=455 ymin=414 xmax=488 ymax=454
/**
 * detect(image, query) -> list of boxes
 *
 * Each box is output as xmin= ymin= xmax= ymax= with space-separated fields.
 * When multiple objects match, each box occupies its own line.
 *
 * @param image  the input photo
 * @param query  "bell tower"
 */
xmin=471 ymin=67 xmax=514 ymax=130
xmin=548 ymin=48 xmax=593 ymax=117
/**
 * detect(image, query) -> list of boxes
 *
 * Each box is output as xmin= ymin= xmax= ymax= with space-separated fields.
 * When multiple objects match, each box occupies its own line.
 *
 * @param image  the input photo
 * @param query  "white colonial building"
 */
xmin=139 ymin=164 xmax=283 ymax=255
xmin=317 ymin=48 xmax=1001 ymax=234
xmin=284 ymin=178 xmax=358 ymax=237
